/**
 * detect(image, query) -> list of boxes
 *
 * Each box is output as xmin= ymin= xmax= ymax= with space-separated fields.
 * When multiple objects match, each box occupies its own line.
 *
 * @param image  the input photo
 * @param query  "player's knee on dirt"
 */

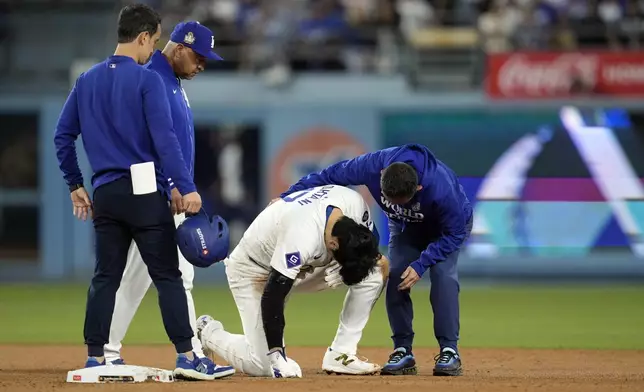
xmin=245 ymin=353 xmax=273 ymax=377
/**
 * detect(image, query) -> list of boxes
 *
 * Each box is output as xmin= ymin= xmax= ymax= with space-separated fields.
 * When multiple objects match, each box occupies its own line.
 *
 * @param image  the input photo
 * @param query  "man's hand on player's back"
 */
xmin=182 ymin=191 xmax=202 ymax=214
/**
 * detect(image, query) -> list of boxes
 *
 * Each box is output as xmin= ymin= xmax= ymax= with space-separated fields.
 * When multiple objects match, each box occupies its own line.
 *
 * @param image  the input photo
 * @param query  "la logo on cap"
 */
xmin=211 ymin=36 xmax=214 ymax=49
xmin=184 ymin=31 xmax=195 ymax=45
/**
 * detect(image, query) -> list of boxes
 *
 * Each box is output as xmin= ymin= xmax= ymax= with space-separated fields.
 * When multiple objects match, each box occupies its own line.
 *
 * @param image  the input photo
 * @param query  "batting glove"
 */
xmin=324 ymin=261 xmax=343 ymax=289
xmin=267 ymin=348 xmax=302 ymax=378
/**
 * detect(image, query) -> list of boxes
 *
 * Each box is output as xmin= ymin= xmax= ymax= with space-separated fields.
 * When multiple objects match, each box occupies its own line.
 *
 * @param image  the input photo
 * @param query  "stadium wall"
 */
xmin=1 ymin=75 xmax=643 ymax=282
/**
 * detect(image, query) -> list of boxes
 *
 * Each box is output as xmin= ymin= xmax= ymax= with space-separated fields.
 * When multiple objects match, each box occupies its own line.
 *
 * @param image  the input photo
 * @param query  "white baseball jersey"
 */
xmin=235 ymin=185 xmax=374 ymax=280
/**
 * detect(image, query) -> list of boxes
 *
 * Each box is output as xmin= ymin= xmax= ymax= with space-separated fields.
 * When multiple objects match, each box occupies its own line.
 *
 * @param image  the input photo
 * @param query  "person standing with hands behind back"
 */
xmin=53 ymin=3 xmax=218 ymax=381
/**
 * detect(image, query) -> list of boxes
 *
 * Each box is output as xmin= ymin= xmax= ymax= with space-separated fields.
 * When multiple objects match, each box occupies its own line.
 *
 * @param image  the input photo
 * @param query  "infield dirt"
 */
xmin=1 ymin=345 xmax=643 ymax=391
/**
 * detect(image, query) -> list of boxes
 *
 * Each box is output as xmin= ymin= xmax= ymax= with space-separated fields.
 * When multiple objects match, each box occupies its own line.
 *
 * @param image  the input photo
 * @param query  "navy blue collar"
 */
xmin=107 ymin=55 xmax=136 ymax=64
xmin=148 ymin=50 xmax=180 ymax=87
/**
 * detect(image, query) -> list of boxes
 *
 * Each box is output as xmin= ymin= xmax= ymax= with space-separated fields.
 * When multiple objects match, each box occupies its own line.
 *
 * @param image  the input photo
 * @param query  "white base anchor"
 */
xmin=66 ymin=364 xmax=174 ymax=383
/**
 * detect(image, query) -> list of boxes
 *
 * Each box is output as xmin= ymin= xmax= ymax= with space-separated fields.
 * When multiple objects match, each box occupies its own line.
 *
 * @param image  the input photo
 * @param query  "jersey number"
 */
xmin=282 ymin=190 xmax=313 ymax=203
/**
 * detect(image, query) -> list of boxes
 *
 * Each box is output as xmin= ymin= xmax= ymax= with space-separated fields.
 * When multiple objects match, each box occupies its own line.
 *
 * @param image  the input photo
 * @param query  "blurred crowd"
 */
xmin=477 ymin=0 xmax=644 ymax=53
xmin=6 ymin=0 xmax=644 ymax=76
xmin=132 ymin=0 xmax=401 ymax=75
xmin=119 ymin=0 xmax=644 ymax=74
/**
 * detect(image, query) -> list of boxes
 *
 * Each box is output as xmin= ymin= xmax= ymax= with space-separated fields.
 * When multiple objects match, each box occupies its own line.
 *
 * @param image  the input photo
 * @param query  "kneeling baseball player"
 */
xmin=197 ymin=185 xmax=388 ymax=378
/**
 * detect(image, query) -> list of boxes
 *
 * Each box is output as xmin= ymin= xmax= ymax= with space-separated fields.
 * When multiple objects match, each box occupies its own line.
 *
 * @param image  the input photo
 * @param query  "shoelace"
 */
xmin=434 ymin=351 xmax=455 ymax=364
xmin=388 ymin=350 xmax=406 ymax=364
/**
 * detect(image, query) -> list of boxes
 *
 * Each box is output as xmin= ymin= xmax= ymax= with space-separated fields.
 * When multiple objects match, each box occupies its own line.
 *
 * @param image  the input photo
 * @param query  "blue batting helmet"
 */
xmin=176 ymin=211 xmax=230 ymax=268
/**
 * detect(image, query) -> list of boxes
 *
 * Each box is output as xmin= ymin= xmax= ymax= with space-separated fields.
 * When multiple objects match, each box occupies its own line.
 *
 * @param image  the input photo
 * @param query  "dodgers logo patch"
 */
xmin=285 ymin=252 xmax=301 ymax=269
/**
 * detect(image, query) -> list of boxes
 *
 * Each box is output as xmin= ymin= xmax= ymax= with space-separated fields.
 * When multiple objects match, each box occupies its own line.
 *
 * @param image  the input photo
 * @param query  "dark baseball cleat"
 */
xmin=433 ymin=349 xmax=462 ymax=376
xmin=84 ymin=357 xmax=105 ymax=368
xmin=380 ymin=347 xmax=417 ymax=376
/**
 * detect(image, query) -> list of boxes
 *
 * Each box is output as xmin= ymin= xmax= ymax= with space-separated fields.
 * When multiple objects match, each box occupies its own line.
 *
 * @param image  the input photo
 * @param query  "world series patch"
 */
xmin=285 ymin=252 xmax=301 ymax=269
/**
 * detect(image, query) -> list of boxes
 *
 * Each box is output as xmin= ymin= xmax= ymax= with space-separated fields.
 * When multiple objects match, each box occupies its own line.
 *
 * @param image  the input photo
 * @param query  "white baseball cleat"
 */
xmin=322 ymin=347 xmax=381 ymax=375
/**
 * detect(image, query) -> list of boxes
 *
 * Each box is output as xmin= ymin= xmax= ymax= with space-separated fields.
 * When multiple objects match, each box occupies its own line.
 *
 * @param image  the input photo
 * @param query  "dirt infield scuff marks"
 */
xmin=1 ymin=345 xmax=643 ymax=391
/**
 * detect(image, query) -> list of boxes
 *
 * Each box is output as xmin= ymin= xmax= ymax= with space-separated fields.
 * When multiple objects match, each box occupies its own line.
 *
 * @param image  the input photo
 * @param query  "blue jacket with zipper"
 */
xmin=144 ymin=50 xmax=195 ymax=182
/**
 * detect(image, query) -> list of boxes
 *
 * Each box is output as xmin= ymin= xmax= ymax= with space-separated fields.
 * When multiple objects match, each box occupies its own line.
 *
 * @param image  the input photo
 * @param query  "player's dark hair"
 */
xmin=380 ymin=162 xmax=418 ymax=200
xmin=331 ymin=216 xmax=380 ymax=286
xmin=117 ymin=4 xmax=161 ymax=43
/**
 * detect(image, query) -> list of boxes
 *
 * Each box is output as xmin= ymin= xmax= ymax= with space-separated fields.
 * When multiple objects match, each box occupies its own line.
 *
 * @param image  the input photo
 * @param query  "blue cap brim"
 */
xmin=192 ymin=46 xmax=224 ymax=61
xmin=205 ymin=51 xmax=224 ymax=61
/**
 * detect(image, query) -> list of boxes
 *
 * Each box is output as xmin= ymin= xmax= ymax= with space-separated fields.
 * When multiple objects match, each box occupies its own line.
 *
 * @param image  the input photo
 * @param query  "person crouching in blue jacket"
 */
xmin=278 ymin=144 xmax=473 ymax=376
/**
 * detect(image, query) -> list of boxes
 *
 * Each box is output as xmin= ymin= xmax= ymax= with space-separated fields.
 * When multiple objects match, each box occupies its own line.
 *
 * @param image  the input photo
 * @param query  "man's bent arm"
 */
xmin=54 ymin=80 xmax=84 ymax=188
xmin=280 ymin=150 xmax=386 ymax=198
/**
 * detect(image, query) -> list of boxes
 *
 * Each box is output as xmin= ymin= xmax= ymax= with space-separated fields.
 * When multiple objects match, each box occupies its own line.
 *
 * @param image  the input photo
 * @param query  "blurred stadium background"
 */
xmin=1 ymin=0 xmax=644 ymax=350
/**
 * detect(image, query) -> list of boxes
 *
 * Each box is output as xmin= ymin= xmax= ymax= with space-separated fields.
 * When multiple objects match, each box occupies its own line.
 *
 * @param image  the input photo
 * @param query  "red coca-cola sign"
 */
xmin=486 ymin=52 xmax=644 ymax=98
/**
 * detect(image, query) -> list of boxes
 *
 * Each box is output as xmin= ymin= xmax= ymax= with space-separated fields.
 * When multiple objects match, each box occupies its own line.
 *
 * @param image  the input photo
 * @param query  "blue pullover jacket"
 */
xmin=281 ymin=144 xmax=473 ymax=277
xmin=54 ymin=55 xmax=195 ymax=197
xmin=144 ymin=50 xmax=195 ymax=180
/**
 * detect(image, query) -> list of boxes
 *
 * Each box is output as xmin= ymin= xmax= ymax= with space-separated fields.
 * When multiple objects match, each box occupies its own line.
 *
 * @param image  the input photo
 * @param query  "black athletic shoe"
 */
xmin=433 ymin=349 xmax=462 ymax=376
xmin=380 ymin=347 xmax=417 ymax=375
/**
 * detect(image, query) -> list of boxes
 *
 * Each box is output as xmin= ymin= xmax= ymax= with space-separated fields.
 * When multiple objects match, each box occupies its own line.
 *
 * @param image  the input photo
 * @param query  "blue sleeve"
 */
xmin=142 ymin=71 xmax=196 ymax=195
xmin=54 ymin=81 xmax=84 ymax=187
xmin=280 ymin=150 xmax=385 ymax=198
xmin=410 ymin=194 xmax=467 ymax=277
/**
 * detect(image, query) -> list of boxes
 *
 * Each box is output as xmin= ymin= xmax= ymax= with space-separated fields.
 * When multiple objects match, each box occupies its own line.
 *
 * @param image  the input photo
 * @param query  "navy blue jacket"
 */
xmin=144 ymin=51 xmax=195 ymax=179
xmin=281 ymin=144 xmax=473 ymax=277
xmin=54 ymin=55 xmax=195 ymax=197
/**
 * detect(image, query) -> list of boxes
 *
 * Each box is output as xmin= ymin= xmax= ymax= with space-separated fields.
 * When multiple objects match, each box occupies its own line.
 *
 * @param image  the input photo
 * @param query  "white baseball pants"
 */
xmin=200 ymin=244 xmax=385 ymax=376
xmin=104 ymin=213 xmax=204 ymax=362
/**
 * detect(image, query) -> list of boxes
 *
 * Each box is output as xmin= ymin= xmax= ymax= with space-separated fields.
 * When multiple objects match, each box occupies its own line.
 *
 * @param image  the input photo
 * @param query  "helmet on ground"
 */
xmin=176 ymin=211 xmax=230 ymax=268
